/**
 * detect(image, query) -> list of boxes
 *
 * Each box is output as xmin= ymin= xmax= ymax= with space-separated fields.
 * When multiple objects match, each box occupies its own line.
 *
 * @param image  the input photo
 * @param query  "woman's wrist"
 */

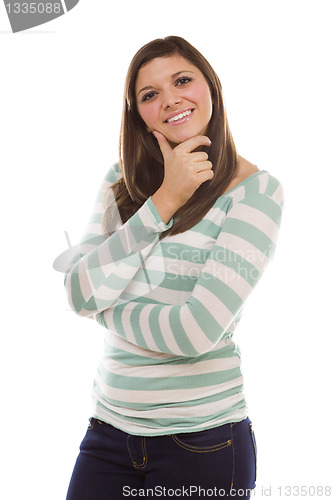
xmin=151 ymin=187 xmax=180 ymax=225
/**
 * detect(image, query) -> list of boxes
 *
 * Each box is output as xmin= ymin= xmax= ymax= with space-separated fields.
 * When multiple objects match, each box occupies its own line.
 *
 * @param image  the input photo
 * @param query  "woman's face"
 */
xmin=135 ymin=54 xmax=213 ymax=147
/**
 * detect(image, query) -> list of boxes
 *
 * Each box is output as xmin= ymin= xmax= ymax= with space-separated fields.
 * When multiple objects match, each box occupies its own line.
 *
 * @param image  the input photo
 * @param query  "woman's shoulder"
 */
xmin=224 ymin=157 xmax=284 ymax=209
xmin=220 ymin=156 xmax=259 ymax=196
xmin=235 ymin=156 xmax=260 ymax=180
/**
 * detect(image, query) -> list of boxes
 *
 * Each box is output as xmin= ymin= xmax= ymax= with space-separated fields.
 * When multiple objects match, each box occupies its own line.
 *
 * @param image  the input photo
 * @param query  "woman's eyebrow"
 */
xmin=137 ymin=70 xmax=195 ymax=97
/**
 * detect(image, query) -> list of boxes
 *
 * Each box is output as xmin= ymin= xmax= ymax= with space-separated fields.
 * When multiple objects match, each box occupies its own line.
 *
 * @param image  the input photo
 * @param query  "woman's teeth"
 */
xmin=166 ymin=109 xmax=193 ymax=123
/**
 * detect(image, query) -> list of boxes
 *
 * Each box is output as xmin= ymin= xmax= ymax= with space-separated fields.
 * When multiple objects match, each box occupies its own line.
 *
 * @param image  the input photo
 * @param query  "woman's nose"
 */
xmin=162 ymin=89 xmax=181 ymax=109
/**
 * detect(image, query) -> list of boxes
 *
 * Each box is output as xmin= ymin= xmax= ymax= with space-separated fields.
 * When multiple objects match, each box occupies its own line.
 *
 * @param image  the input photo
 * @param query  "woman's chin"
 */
xmin=166 ymin=130 xmax=196 ymax=147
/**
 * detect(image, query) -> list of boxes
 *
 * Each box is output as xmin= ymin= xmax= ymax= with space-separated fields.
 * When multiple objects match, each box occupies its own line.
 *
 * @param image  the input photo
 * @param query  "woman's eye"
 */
xmin=141 ymin=91 xmax=158 ymax=102
xmin=176 ymin=76 xmax=192 ymax=86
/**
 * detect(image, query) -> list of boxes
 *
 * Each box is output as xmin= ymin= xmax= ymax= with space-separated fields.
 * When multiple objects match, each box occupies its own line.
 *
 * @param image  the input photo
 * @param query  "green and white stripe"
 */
xmin=65 ymin=163 xmax=284 ymax=436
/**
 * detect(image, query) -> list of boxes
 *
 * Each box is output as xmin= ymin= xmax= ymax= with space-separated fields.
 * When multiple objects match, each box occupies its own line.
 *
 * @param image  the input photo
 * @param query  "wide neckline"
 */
xmin=172 ymin=170 xmax=268 ymax=226
xmin=215 ymin=169 xmax=267 ymax=203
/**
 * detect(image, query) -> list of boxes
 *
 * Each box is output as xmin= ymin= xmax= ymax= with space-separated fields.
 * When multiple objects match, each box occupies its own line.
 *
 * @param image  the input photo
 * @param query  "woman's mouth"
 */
xmin=164 ymin=109 xmax=194 ymax=125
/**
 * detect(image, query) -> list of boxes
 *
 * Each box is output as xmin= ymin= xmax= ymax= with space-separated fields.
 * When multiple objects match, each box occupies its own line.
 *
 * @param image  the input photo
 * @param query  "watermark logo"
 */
xmin=3 ymin=0 xmax=79 ymax=33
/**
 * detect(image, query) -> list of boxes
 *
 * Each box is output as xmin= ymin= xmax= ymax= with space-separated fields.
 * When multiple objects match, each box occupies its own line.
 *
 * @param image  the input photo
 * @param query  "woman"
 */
xmin=64 ymin=36 xmax=284 ymax=499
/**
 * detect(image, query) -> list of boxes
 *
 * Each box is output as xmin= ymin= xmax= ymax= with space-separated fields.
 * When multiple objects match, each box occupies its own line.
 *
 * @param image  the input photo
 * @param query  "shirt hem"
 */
xmin=90 ymin=409 xmax=249 ymax=437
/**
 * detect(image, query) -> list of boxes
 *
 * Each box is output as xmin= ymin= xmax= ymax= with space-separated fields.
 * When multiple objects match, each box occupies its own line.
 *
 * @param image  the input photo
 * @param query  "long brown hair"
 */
xmin=102 ymin=36 xmax=238 ymax=239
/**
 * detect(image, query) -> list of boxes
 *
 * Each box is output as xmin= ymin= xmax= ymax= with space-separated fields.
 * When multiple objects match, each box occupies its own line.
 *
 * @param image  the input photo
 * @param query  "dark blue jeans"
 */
xmin=66 ymin=417 xmax=257 ymax=499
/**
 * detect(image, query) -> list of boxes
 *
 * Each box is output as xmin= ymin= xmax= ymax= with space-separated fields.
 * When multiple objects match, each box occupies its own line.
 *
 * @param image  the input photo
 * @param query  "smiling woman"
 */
xmin=64 ymin=36 xmax=284 ymax=500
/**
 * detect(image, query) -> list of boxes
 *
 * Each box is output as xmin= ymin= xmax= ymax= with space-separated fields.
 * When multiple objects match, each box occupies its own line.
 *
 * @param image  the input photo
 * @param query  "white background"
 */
xmin=1 ymin=1 xmax=332 ymax=498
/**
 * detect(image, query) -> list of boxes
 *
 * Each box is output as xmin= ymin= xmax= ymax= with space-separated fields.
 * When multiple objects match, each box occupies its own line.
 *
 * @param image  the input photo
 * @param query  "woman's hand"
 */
xmin=152 ymin=132 xmax=213 ymax=220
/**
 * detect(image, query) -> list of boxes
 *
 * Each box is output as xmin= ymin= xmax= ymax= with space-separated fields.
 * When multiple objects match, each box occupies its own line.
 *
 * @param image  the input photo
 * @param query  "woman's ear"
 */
xmin=146 ymin=125 xmax=152 ymax=133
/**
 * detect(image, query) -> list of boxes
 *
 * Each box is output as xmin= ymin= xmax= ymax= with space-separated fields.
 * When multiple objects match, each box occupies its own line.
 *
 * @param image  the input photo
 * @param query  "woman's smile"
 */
xmin=164 ymin=108 xmax=195 ymax=125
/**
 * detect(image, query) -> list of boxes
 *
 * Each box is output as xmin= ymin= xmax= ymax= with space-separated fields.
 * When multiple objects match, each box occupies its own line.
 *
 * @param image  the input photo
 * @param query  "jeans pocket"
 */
xmin=249 ymin=422 xmax=257 ymax=482
xmin=172 ymin=426 xmax=232 ymax=453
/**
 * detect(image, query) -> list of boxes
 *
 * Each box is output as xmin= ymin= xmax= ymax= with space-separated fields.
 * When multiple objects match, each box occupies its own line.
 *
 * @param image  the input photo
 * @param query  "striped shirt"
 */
xmin=64 ymin=162 xmax=284 ymax=436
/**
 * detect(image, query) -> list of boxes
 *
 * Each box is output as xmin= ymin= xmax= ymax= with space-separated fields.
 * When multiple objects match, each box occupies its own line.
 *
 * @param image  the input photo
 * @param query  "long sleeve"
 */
xmin=95 ymin=184 xmax=284 ymax=357
xmin=64 ymin=163 xmax=174 ymax=317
